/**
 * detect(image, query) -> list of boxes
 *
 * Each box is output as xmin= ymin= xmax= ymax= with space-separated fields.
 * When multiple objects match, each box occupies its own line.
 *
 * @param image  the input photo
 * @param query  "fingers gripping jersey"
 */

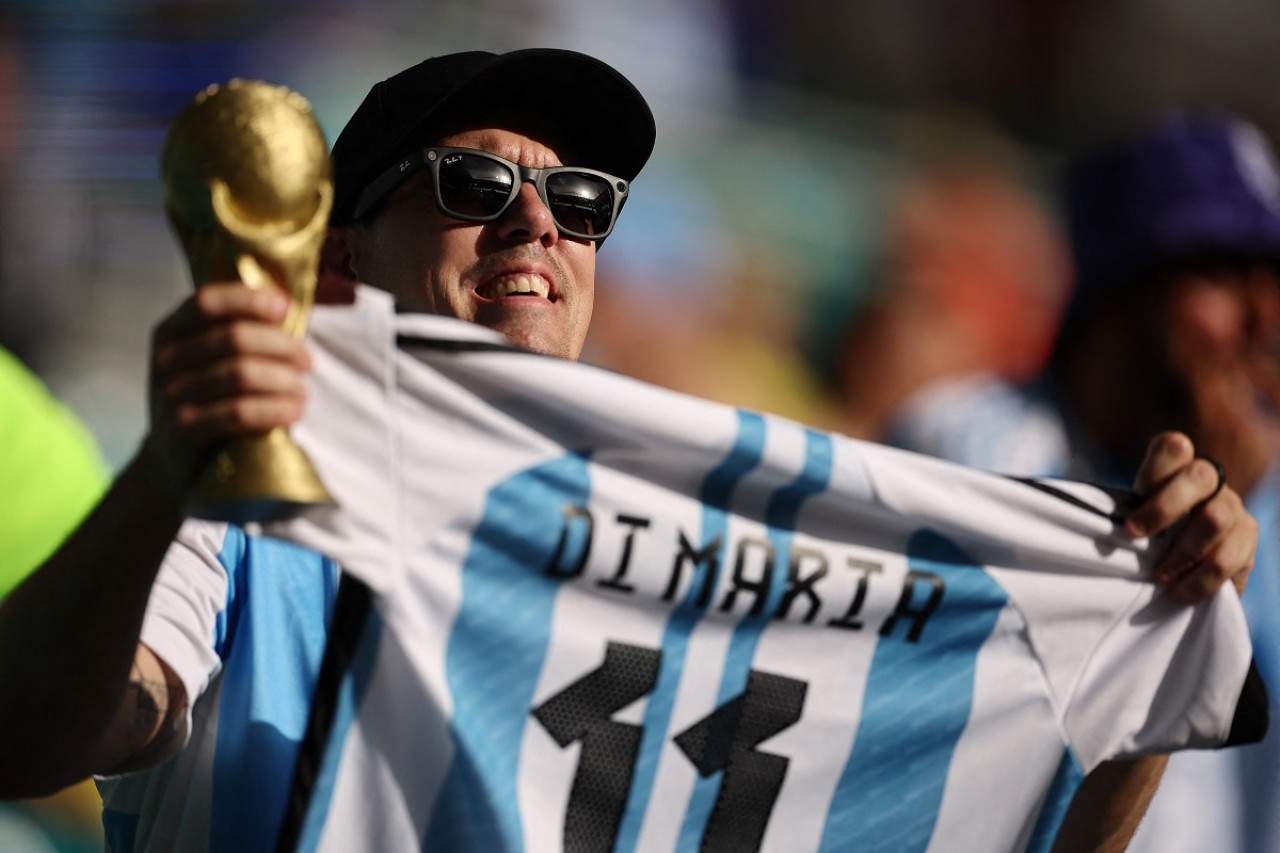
xmin=160 ymin=286 xmax=1260 ymax=853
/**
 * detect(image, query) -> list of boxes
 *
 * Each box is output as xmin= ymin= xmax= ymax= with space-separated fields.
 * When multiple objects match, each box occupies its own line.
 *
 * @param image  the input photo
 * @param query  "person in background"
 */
xmin=0 ymin=347 xmax=109 ymax=853
xmin=0 ymin=347 xmax=110 ymax=599
xmin=828 ymin=158 xmax=1071 ymax=441
xmin=888 ymin=112 xmax=1280 ymax=853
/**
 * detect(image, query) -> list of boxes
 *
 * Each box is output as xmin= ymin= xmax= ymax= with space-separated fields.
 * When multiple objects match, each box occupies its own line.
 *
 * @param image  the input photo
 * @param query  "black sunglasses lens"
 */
xmin=437 ymin=153 xmax=514 ymax=218
xmin=545 ymin=172 xmax=615 ymax=237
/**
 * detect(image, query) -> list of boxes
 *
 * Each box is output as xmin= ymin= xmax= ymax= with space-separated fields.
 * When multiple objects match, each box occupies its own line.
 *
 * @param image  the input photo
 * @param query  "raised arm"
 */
xmin=1053 ymin=430 xmax=1258 ymax=852
xmin=0 ymin=282 xmax=309 ymax=797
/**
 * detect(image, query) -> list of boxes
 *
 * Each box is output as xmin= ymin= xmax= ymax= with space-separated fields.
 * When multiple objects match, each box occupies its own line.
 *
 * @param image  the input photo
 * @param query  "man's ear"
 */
xmin=317 ymin=228 xmax=359 ymax=304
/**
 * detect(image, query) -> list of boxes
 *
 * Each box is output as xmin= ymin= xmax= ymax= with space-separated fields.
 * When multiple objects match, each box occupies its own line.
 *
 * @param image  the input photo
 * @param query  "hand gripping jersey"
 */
xmin=176 ymin=287 xmax=1265 ymax=852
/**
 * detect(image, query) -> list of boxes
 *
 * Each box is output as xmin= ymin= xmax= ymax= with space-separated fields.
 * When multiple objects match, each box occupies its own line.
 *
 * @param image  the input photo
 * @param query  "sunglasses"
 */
xmin=352 ymin=147 xmax=630 ymax=242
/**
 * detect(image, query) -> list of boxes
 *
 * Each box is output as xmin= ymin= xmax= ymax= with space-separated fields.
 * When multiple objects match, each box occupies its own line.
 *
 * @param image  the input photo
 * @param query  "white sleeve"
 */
xmin=995 ymin=561 xmax=1252 ymax=770
xmin=138 ymin=518 xmax=231 ymax=740
xmin=1063 ymin=585 xmax=1251 ymax=766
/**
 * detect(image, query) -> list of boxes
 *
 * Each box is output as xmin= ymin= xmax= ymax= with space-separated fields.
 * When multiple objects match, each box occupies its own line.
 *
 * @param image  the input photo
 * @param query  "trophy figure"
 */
xmin=161 ymin=79 xmax=335 ymax=522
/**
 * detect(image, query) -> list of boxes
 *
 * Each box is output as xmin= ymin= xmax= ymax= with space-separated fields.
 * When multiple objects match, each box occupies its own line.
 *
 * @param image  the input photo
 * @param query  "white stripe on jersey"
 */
xmin=260 ymin=286 xmax=1256 ymax=853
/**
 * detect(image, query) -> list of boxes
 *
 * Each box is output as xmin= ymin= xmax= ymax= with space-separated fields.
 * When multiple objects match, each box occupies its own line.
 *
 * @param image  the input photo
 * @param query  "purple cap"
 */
xmin=329 ymin=49 xmax=656 ymax=225
xmin=1066 ymin=113 xmax=1280 ymax=308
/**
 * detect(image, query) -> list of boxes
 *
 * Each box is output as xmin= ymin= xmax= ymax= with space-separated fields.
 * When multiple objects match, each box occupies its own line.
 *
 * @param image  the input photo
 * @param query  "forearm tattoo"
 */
xmin=126 ymin=658 xmax=185 ymax=751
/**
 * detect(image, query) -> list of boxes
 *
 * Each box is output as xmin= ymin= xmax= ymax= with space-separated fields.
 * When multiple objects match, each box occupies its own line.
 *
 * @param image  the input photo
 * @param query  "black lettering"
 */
xmin=774 ymin=546 xmax=827 ymax=623
xmin=545 ymin=503 xmax=594 ymax=579
xmin=597 ymin=514 xmax=649 ymax=594
xmin=673 ymin=670 xmax=808 ymax=853
xmin=719 ymin=536 xmax=776 ymax=617
xmin=664 ymin=530 xmax=721 ymax=606
xmin=532 ymin=642 xmax=662 ymax=853
xmin=878 ymin=569 xmax=945 ymax=642
xmin=827 ymin=557 xmax=883 ymax=631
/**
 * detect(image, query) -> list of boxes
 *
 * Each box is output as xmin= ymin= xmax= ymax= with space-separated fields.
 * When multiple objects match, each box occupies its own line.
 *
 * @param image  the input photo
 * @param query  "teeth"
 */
xmin=494 ymin=274 xmax=550 ymax=299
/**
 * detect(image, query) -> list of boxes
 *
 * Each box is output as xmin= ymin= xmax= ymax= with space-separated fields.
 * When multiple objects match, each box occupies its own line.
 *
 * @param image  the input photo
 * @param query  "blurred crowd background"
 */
xmin=4 ymin=0 xmax=1280 ymax=849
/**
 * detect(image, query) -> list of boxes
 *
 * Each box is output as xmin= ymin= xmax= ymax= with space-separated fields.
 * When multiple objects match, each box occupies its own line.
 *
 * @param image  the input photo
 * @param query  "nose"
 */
xmin=496 ymin=181 xmax=558 ymax=246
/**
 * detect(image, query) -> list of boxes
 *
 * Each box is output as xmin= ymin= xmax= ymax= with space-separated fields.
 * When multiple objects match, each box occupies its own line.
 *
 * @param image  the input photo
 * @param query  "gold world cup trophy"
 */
xmin=161 ymin=79 xmax=335 ymax=522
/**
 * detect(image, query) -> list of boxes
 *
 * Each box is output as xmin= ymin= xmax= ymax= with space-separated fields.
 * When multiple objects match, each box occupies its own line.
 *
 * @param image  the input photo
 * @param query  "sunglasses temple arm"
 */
xmin=350 ymin=151 xmax=427 ymax=221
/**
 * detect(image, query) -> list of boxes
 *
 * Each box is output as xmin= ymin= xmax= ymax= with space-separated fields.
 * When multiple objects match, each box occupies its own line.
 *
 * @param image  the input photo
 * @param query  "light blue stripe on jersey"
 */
xmin=296 ymin=601 xmax=385 ymax=852
xmin=422 ymin=452 xmax=593 ymax=852
xmin=676 ymin=426 xmax=834 ymax=850
xmin=818 ymin=530 xmax=1007 ymax=852
xmin=209 ymin=527 xmax=341 ymax=853
xmin=1025 ymin=750 xmax=1083 ymax=852
xmin=614 ymin=410 xmax=767 ymax=853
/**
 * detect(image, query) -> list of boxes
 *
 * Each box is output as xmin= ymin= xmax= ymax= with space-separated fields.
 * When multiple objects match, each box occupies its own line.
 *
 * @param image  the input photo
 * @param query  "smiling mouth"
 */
xmin=480 ymin=273 xmax=552 ymax=300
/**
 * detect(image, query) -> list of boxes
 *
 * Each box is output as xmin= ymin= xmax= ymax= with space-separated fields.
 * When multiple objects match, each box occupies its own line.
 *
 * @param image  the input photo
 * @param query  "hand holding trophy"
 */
xmin=161 ymin=79 xmax=335 ymax=522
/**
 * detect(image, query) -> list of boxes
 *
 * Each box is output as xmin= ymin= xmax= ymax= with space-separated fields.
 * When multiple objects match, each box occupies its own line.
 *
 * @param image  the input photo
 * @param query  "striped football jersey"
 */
xmin=267 ymin=287 xmax=1259 ymax=852
xmin=103 ymin=286 xmax=1261 ymax=853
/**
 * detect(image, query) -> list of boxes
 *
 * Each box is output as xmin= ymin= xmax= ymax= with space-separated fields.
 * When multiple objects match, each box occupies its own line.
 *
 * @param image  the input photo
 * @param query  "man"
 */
xmin=888 ymin=113 xmax=1280 ymax=852
xmin=0 ymin=52 xmax=1260 ymax=851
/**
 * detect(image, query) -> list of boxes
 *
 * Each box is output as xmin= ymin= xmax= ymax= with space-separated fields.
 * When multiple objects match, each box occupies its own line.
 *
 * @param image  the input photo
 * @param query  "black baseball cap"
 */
xmin=329 ymin=48 xmax=657 ymax=225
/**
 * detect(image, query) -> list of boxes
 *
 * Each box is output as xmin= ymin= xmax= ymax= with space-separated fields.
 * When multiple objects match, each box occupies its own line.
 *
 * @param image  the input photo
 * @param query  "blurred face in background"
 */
xmin=1153 ymin=258 xmax=1280 ymax=490
xmin=1161 ymin=260 xmax=1280 ymax=369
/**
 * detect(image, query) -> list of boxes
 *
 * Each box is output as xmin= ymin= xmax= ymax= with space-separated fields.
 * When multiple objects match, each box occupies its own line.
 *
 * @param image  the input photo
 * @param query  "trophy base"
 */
xmin=185 ymin=428 xmax=335 ymax=524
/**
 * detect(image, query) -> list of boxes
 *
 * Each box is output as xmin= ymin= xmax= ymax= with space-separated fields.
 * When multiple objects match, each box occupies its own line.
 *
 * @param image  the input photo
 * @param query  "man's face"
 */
xmin=1160 ymin=261 xmax=1280 ymax=376
xmin=346 ymin=126 xmax=597 ymax=360
xmin=1150 ymin=260 xmax=1280 ymax=490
